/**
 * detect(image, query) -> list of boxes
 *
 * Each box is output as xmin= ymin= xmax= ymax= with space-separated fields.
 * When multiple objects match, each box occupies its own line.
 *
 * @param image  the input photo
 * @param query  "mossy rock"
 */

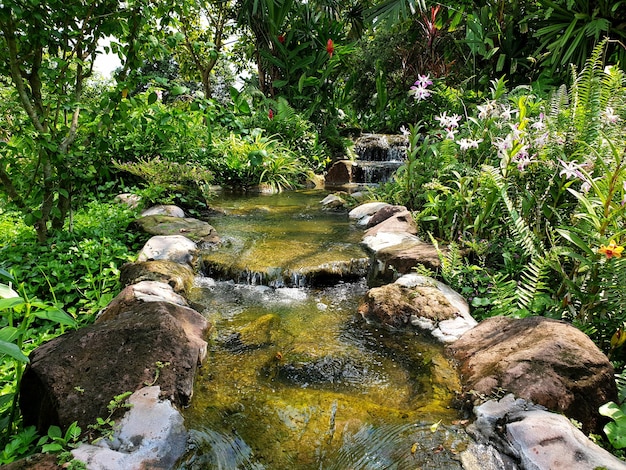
xmin=134 ymin=215 xmax=219 ymax=243
xmin=120 ymin=260 xmax=195 ymax=293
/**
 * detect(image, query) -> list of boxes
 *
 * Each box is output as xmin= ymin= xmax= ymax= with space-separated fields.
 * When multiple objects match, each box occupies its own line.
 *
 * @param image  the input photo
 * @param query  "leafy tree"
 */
xmin=0 ymin=0 xmax=160 ymax=242
xmin=173 ymin=0 xmax=237 ymax=99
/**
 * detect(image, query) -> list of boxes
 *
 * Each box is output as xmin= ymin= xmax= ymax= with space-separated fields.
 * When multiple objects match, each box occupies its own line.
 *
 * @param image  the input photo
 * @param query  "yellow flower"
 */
xmin=599 ymin=240 xmax=624 ymax=259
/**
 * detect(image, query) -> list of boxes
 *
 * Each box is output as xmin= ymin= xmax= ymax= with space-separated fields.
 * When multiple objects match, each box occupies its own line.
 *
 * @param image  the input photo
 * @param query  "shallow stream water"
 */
xmin=177 ymin=190 xmax=469 ymax=469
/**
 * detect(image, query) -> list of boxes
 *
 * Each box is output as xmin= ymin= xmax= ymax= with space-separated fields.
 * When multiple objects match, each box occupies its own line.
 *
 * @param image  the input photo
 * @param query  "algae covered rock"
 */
xmin=120 ymin=260 xmax=195 ymax=293
xmin=134 ymin=214 xmax=219 ymax=243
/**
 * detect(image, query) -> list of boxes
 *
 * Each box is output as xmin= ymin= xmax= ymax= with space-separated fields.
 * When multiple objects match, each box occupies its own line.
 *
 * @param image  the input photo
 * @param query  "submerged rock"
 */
xmin=449 ymin=316 xmax=617 ymax=433
xmin=239 ymin=313 xmax=281 ymax=348
xmin=272 ymin=354 xmax=372 ymax=388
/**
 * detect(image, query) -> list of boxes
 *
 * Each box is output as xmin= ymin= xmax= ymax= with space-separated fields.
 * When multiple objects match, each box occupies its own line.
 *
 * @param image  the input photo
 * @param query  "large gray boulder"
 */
xmin=461 ymin=394 xmax=626 ymax=470
xmin=133 ymin=215 xmax=219 ymax=243
xmin=449 ymin=316 xmax=617 ymax=433
xmin=20 ymin=301 xmax=209 ymax=433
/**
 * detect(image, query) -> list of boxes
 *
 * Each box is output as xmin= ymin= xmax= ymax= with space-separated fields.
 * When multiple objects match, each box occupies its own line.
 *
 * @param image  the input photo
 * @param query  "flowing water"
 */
xmin=177 ymin=190 xmax=469 ymax=469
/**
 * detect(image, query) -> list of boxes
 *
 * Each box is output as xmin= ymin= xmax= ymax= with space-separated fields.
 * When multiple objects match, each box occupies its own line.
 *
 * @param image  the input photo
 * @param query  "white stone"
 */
xmin=348 ymin=202 xmax=391 ymax=220
xmin=137 ymin=235 xmax=197 ymax=267
xmin=131 ymin=281 xmax=188 ymax=306
xmin=398 ymin=273 xmax=477 ymax=342
xmin=507 ymin=410 xmax=626 ymax=470
xmin=432 ymin=316 xmax=477 ymax=343
xmin=140 ymin=205 xmax=185 ymax=218
xmin=465 ymin=395 xmax=626 ymax=470
xmin=361 ymin=231 xmax=420 ymax=253
xmin=410 ymin=316 xmax=435 ymax=331
xmin=72 ymin=386 xmax=188 ymax=470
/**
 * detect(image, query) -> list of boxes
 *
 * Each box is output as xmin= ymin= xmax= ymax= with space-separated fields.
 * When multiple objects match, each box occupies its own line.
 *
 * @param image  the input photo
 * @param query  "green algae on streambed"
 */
xmin=177 ymin=191 xmax=469 ymax=469
xmin=199 ymin=190 xmax=369 ymax=286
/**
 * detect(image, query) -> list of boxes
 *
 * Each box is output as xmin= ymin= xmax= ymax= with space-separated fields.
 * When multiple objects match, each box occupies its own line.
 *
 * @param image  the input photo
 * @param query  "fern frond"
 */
xmin=482 ymin=165 xmax=543 ymax=259
xmin=570 ymin=39 xmax=610 ymax=144
xmin=603 ymin=257 xmax=626 ymax=323
xmin=516 ymin=253 xmax=554 ymax=311
xmin=487 ymin=272 xmax=521 ymax=317
xmin=549 ymin=84 xmax=569 ymax=118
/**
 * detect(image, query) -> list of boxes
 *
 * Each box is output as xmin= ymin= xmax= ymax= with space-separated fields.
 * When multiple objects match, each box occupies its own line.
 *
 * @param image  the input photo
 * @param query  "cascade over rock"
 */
xmin=449 ymin=316 xmax=617 ymax=433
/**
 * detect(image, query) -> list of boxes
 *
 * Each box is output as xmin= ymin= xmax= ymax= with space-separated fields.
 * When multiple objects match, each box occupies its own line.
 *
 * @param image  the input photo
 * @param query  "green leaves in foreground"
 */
xmin=600 ymin=401 xmax=626 ymax=449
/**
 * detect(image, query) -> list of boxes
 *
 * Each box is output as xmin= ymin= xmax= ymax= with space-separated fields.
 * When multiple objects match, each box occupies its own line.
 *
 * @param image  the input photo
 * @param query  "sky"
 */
xmin=93 ymin=38 xmax=122 ymax=77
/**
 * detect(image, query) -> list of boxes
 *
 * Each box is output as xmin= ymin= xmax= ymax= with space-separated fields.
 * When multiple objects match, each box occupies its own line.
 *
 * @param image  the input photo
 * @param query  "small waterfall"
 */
xmin=325 ymin=133 xmax=409 ymax=186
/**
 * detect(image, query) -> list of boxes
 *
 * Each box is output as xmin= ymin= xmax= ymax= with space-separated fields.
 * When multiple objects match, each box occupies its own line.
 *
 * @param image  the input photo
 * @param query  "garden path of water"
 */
xmin=177 ymin=190 xmax=470 ymax=469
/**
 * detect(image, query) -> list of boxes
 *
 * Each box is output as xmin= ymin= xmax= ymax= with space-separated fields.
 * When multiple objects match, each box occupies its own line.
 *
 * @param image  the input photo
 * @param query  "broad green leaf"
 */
xmin=147 ymin=92 xmax=158 ymax=105
xmin=47 ymin=425 xmax=62 ymax=439
xmin=0 ymin=297 xmax=25 ymax=310
xmin=556 ymin=228 xmax=595 ymax=256
xmin=0 ymin=327 xmax=19 ymax=343
xmin=33 ymin=308 xmax=77 ymax=327
xmin=0 ymin=340 xmax=29 ymax=363
xmin=170 ymin=85 xmax=188 ymax=96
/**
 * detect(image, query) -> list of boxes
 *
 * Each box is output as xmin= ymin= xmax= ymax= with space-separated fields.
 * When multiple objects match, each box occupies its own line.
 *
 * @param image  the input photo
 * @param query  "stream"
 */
xmin=176 ymin=190 xmax=470 ymax=469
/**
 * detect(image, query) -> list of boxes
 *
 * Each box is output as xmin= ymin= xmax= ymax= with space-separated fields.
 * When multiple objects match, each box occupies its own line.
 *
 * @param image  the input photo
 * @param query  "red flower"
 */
xmin=326 ymin=39 xmax=334 ymax=58
xmin=268 ymin=108 xmax=274 ymax=120
xmin=278 ymin=34 xmax=285 ymax=44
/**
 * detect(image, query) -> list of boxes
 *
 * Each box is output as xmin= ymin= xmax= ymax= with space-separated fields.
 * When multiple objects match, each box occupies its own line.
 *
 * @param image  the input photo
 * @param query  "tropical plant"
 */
xmin=172 ymin=0 xmax=236 ymax=99
xmin=203 ymin=131 xmax=307 ymax=191
xmin=0 ymin=272 xmax=77 ymax=446
xmin=464 ymin=1 xmax=539 ymax=88
xmin=532 ymin=0 xmax=626 ymax=79
xmin=0 ymin=1 xmax=167 ymax=242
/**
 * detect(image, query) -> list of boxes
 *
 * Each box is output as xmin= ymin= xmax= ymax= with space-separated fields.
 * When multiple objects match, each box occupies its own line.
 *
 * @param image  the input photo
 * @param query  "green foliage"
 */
xmin=373 ymin=42 xmax=626 ymax=353
xmin=0 ymin=273 xmax=77 ymax=447
xmin=0 ymin=426 xmax=39 ymax=464
xmin=463 ymin=1 xmax=539 ymax=88
xmin=532 ymin=0 xmax=626 ymax=80
xmin=87 ymin=392 xmax=133 ymax=443
xmin=600 ymin=399 xmax=626 ymax=450
xmin=0 ymin=201 xmax=142 ymax=320
xmin=244 ymin=97 xmax=331 ymax=172
xmin=114 ymin=156 xmax=214 ymax=208
xmin=38 ymin=422 xmax=82 ymax=454
xmin=0 ymin=0 xmax=167 ymax=242
xmin=203 ymin=131 xmax=307 ymax=191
